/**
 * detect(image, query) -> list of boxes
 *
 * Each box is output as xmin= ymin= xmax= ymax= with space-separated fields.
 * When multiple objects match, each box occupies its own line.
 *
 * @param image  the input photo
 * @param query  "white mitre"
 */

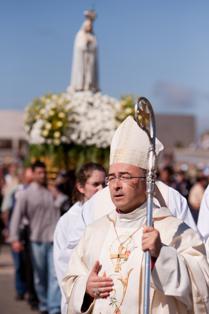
xmin=110 ymin=116 xmax=164 ymax=169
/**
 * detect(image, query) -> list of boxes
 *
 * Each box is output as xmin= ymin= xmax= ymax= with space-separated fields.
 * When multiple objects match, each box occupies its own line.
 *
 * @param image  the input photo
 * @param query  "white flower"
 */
xmin=54 ymin=131 xmax=61 ymax=139
xmin=45 ymin=122 xmax=52 ymax=130
xmin=25 ymin=90 xmax=122 ymax=148
xmin=42 ymin=129 xmax=49 ymax=137
xmin=40 ymin=108 xmax=46 ymax=116
xmin=56 ymin=121 xmax=63 ymax=128
xmin=50 ymin=103 xmax=56 ymax=110
xmin=49 ymin=110 xmax=55 ymax=116
xmin=29 ymin=120 xmax=45 ymax=144
xmin=54 ymin=139 xmax=61 ymax=145
xmin=58 ymin=112 xmax=65 ymax=119
xmin=61 ymin=136 xmax=68 ymax=143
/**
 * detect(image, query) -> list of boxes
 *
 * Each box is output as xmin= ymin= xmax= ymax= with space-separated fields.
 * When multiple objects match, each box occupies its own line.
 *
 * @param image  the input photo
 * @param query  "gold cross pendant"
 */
xmin=110 ymin=244 xmax=130 ymax=272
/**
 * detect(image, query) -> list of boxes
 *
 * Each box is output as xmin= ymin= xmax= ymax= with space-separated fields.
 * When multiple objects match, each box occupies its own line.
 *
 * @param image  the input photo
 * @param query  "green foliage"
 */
xmin=28 ymin=143 xmax=109 ymax=171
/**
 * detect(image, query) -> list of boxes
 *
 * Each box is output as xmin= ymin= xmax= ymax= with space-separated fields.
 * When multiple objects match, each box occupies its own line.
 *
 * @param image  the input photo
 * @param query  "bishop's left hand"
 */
xmin=142 ymin=226 xmax=162 ymax=258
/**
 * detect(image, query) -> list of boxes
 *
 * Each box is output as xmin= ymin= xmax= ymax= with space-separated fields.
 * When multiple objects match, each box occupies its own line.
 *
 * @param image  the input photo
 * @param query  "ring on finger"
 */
xmin=93 ymin=287 xmax=100 ymax=297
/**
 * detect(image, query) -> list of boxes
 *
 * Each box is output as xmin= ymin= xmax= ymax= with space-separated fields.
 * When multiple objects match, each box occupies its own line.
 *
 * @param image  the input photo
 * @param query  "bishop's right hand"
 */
xmin=86 ymin=260 xmax=114 ymax=299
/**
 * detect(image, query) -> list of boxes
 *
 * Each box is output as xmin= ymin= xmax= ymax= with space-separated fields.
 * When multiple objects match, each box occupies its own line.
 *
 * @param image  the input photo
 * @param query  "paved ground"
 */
xmin=0 ymin=244 xmax=38 ymax=314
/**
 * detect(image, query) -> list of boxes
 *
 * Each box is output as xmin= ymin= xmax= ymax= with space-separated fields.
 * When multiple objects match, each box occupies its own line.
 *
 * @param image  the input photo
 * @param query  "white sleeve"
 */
xmin=53 ymin=217 xmax=71 ymax=314
xmin=53 ymin=204 xmax=87 ymax=314
xmin=152 ymin=245 xmax=192 ymax=310
xmin=197 ymin=185 xmax=209 ymax=241
xmin=167 ymin=187 xmax=198 ymax=233
xmin=53 ymin=207 xmax=85 ymax=286
xmin=53 ymin=215 xmax=72 ymax=287
xmin=82 ymin=199 xmax=94 ymax=226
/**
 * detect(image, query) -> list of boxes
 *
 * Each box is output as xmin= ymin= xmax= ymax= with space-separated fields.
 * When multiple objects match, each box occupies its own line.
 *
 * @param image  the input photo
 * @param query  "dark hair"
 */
xmin=55 ymin=170 xmax=76 ymax=197
xmin=74 ymin=162 xmax=106 ymax=202
xmin=31 ymin=160 xmax=46 ymax=171
xmin=161 ymin=166 xmax=174 ymax=176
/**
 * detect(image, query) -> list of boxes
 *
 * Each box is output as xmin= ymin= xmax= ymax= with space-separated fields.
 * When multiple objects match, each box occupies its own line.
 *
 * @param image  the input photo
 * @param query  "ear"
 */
xmin=76 ymin=182 xmax=85 ymax=195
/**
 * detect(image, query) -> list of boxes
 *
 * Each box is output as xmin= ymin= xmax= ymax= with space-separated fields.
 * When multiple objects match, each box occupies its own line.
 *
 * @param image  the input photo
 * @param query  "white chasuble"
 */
xmin=63 ymin=206 xmax=209 ymax=314
xmin=93 ymin=209 xmax=146 ymax=314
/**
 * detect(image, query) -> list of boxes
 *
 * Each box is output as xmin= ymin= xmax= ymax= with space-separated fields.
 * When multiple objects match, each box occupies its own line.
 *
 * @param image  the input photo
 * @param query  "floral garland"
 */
xmin=25 ymin=91 xmax=122 ymax=149
xmin=24 ymin=91 xmax=129 ymax=169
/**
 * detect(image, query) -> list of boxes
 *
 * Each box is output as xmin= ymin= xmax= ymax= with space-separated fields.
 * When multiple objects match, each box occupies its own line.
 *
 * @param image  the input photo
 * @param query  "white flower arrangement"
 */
xmin=24 ymin=94 xmax=71 ymax=146
xmin=25 ymin=91 xmax=121 ymax=148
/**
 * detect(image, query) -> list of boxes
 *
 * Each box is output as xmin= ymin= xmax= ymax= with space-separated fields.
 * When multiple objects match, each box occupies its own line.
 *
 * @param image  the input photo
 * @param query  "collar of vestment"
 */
xmin=117 ymin=202 xmax=147 ymax=222
xmin=108 ymin=204 xmax=172 ymax=229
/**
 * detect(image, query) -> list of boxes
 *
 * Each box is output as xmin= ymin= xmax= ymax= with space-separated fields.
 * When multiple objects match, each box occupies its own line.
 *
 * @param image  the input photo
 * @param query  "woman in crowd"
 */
xmin=53 ymin=162 xmax=106 ymax=314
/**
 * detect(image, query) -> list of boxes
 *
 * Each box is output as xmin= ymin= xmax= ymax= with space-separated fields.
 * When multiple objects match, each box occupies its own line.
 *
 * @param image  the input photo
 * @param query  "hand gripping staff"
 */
xmin=134 ymin=97 xmax=157 ymax=314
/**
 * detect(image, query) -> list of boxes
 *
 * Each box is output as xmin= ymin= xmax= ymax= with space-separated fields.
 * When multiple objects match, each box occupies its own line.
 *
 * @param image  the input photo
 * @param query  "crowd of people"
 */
xmin=0 ymin=118 xmax=209 ymax=313
xmin=158 ymin=165 xmax=208 ymax=222
xmin=0 ymin=160 xmax=107 ymax=314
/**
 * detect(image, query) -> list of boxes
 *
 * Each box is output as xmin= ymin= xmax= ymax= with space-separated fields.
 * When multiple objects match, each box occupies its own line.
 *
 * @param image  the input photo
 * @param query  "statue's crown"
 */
xmin=84 ymin=10 xmax=96 ymax=21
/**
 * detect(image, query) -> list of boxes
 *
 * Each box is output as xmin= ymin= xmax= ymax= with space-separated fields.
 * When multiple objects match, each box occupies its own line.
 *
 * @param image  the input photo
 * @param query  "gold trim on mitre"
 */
xmin=110 ymin=116 xmax=164 ymax=169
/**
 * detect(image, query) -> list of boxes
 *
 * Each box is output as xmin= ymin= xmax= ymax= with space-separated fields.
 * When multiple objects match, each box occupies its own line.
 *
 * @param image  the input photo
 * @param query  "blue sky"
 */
xmin=1 ymin=1 xmax=209 ymax=133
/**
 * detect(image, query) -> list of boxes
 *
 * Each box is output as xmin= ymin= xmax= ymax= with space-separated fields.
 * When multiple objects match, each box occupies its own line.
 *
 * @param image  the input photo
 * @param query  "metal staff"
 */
xmin=134 ymin=97 xmax=157 ymax=314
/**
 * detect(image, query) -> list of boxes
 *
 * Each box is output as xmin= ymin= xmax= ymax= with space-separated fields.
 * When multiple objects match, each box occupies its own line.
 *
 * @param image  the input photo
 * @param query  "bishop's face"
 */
xmin=108 ymin=163 xmax=147 ymax=213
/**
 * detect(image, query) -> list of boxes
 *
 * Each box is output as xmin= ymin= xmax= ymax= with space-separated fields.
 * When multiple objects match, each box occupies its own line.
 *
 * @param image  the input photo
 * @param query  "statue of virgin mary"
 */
xmin=69 ymin=10 xmax=99 ymax=93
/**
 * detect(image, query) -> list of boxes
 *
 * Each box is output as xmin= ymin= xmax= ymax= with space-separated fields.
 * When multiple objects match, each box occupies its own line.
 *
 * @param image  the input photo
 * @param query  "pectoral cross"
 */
xmin=110 ymin=244 xmax=130 ymax=272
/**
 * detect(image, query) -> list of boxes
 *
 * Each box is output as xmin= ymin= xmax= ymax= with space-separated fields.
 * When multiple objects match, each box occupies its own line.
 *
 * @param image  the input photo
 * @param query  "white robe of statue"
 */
xmin=69 ymin=19 xmax=99 ymax=92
